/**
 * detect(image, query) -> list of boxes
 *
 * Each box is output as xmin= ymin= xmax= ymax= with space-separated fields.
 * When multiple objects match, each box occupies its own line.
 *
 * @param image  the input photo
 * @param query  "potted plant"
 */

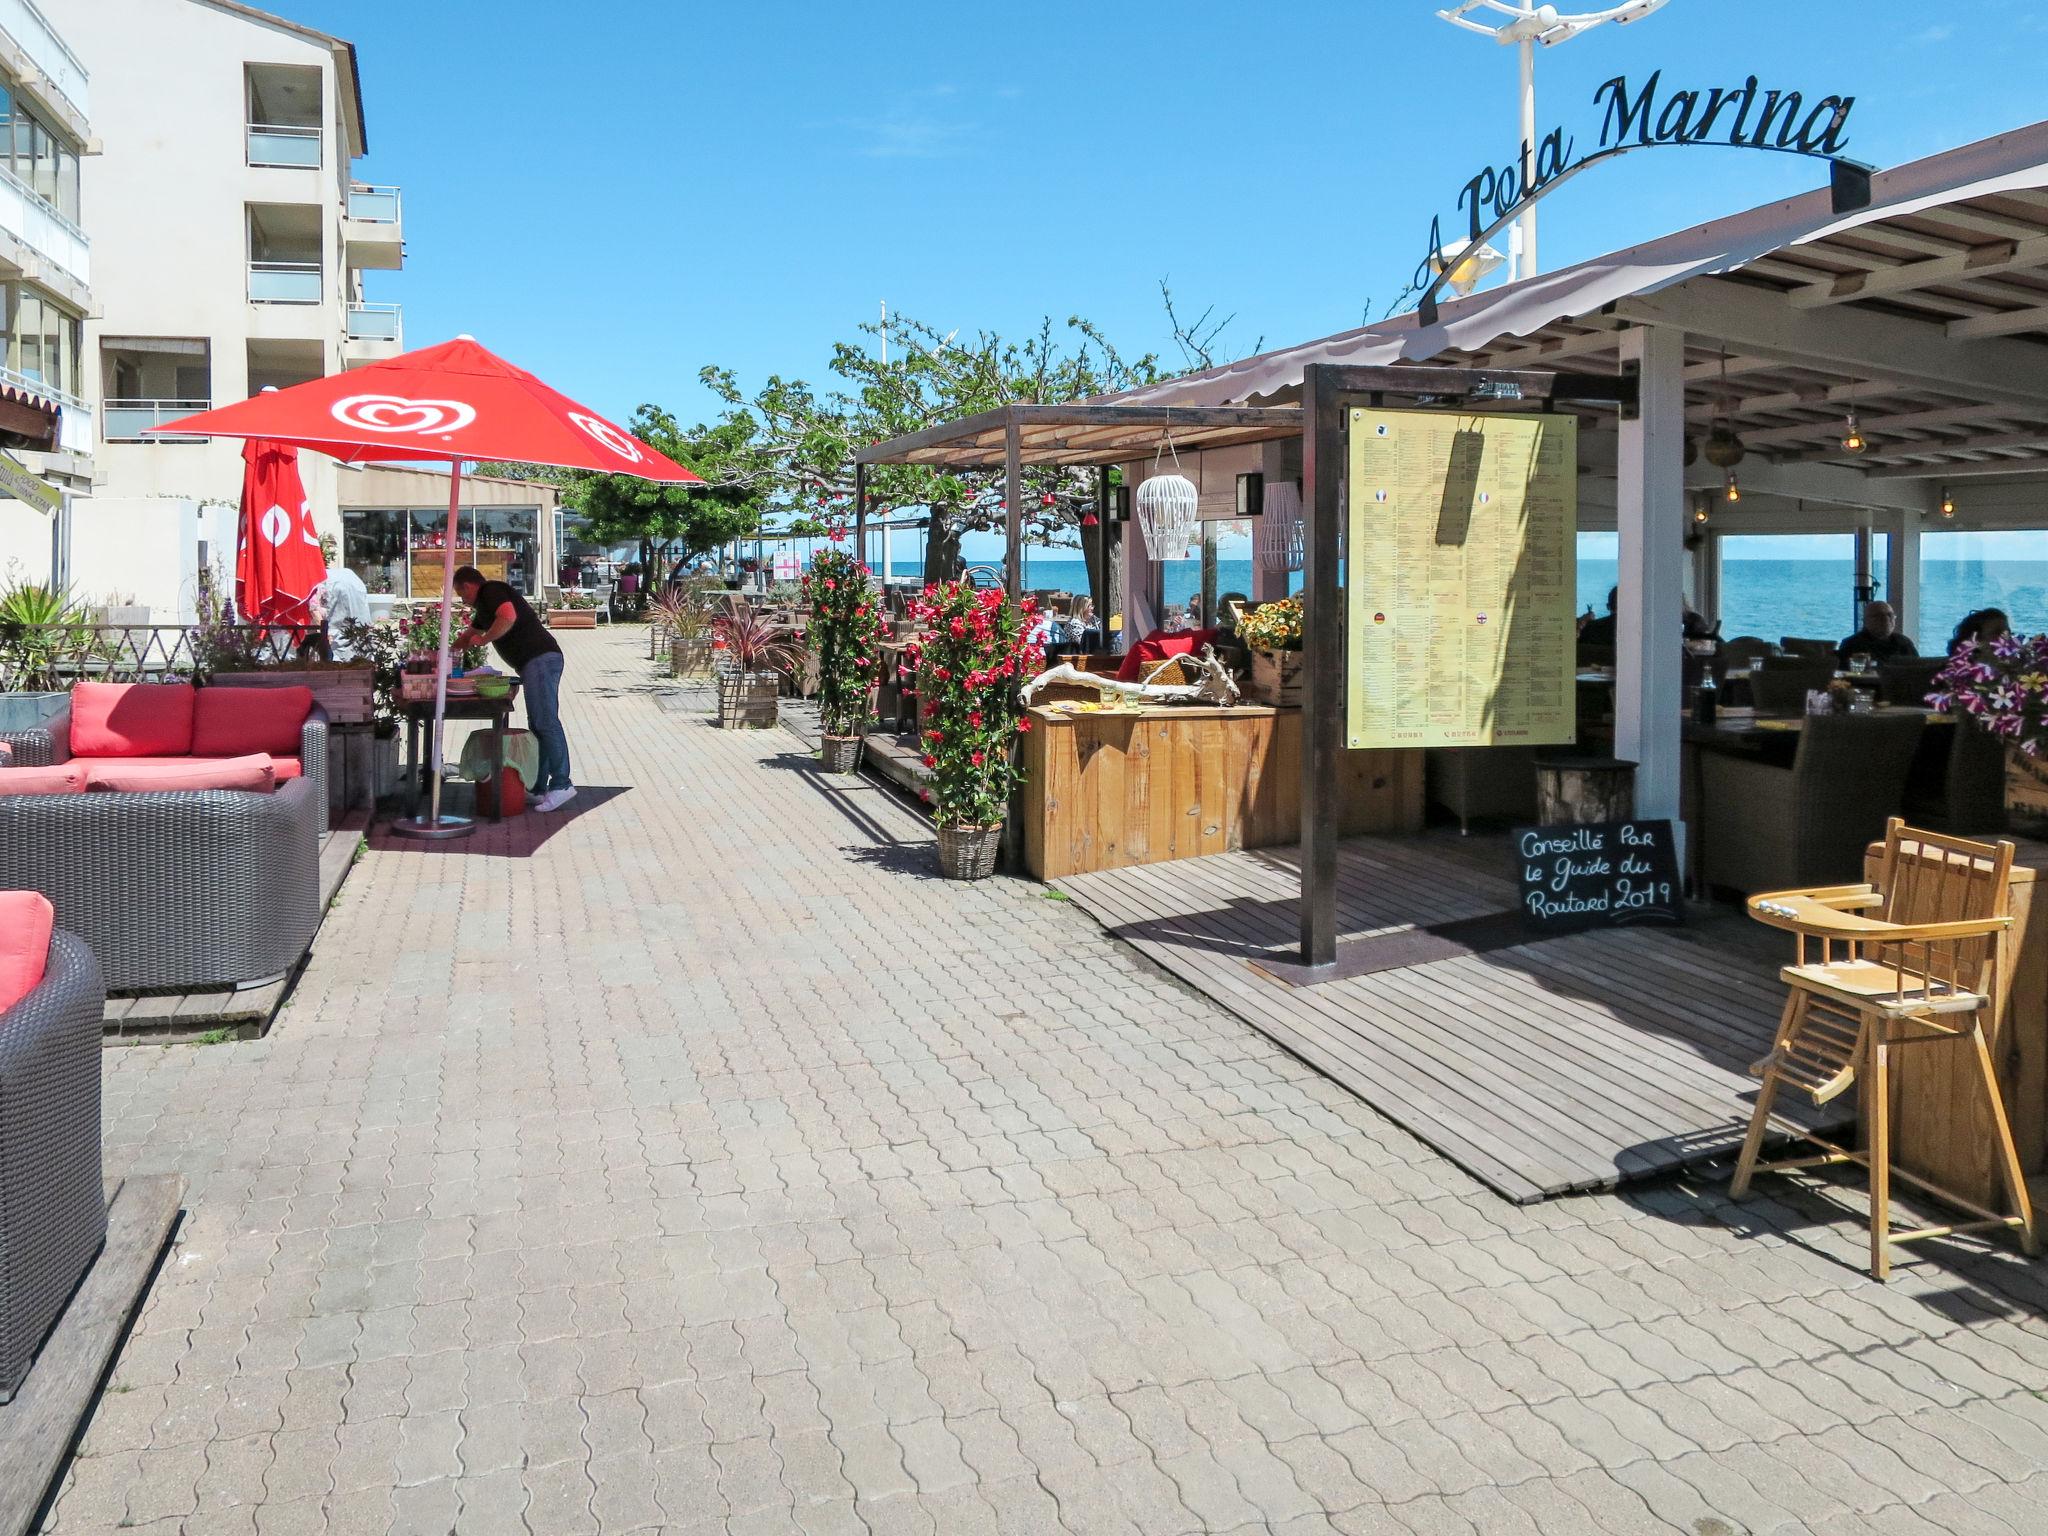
xmin=711 ymin=605 xmax=796 ymax=728
xmin=0 ymin=577 xmax=95 ymax=721
xmin=1931 ymin=630 xmax=2048 ymax=813
xmin=1238 ymin=594 xmax=1305 ymax=706
xmin=908 ymin=581 xmax=1043 ymax=880
xmin=652 ymin=581 xmax=719 ymax=677
xmin=802 ymin=546 xmax=884 ymax=773
xmin=548 ymin=590 xmax=602 ymax=629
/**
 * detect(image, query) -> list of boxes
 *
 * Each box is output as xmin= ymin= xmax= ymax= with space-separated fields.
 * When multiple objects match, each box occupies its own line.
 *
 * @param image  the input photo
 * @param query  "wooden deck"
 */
xmin=1057 ymin=834 xmax=1842 ymax=1203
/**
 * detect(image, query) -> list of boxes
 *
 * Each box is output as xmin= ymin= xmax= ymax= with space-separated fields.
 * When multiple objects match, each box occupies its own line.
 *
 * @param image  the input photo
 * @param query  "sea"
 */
xmin=863 ymin=555 xmax=2048 ymax=649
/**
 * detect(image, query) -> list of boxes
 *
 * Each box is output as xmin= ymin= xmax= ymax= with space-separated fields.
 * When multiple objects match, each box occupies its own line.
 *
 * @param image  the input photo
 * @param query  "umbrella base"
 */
xmin=391 ymin=814 xmax=476 ymax=841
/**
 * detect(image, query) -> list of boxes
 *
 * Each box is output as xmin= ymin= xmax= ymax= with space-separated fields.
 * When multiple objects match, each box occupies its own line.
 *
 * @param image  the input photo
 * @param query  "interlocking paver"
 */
xmin=53 ymin=629 xmax=2048 ymax=1534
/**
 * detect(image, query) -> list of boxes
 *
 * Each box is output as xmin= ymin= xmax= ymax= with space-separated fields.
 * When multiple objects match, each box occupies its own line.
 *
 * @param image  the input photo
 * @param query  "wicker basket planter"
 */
xmin=937 ymin=823 xmax=1002 ymax=880
xmin=671 ymin=635 xmax=711 ymax=676
xmin=821 ymin=733 xmax=863 ymax=774
xmin=716 ymin=669 xmax=781 ymax=729
xmin=1247 ymin=648 xmax=1303 ymax=707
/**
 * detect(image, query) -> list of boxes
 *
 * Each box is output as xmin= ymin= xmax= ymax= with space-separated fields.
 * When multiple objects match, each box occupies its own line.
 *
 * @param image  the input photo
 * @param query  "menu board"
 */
xmin=1346 ymin=408 xmax=1576 ymax=749
xmin=409 ymin=547 xmax=512 ymax=598
xmin=1515 ymin=821 xmax=1684 ymax=934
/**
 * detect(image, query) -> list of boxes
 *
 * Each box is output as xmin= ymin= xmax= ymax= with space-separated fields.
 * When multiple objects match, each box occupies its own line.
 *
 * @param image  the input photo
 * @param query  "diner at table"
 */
xmin=1837 ymin=599 xmax=1918 ymax=668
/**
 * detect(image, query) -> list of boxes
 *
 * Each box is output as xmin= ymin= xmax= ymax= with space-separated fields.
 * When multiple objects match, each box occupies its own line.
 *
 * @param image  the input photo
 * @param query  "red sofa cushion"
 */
xmin=193 ymin=686 xmax=313 ymax=758
xmin=70 ymin=681 xmax=197 ymax=757
xmin=84 ymin=753 xmax=277 ymax=794
xmin=0 ymin=891 xmax=54 ymax=1013
xmin=1116 ymin=627 xmax=1217 ymax=682
xmin=71 ymin=754 xmax=301 ymax=782
xmin=0 ymin=764 xmax=87 ymax=796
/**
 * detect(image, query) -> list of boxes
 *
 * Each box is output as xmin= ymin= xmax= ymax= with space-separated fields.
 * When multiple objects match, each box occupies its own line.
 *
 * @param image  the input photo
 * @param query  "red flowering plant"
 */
xmin=801 ymin=544 xmax=884 ymax=738
xmin=906 ymin=581 xmax=1043 ymax=829
xmin=1930 ymin=629 xmax=2048 ymax=760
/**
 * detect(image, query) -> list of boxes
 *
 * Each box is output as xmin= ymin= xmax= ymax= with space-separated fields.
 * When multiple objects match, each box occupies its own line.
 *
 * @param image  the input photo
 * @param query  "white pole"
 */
xmin=426 ymin=458 xmax=465 ymax=827
xmin=1517 ymin=0 xmax=1538 ymax=280
xmin=1616 ymin=325 xmax=1687 ymax=848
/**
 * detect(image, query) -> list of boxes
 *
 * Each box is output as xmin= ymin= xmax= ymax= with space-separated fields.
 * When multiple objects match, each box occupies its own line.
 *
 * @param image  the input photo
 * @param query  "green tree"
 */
xmin=564 ymin=407 xmax=768 ymax=584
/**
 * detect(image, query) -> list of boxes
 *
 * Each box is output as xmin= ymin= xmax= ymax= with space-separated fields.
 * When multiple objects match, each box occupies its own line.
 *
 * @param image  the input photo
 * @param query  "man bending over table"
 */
xmin=451 ymin=565 xmax=575 ymax=812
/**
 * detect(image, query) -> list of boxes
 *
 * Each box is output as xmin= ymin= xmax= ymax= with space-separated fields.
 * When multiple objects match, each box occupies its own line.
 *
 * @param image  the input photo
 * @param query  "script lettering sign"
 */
xmin=1514 ymin=819 xmax=1684 ymax=935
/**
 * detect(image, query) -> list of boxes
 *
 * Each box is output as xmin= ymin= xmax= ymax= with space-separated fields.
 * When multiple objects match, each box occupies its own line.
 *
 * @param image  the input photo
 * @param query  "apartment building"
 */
xmin=43 ymin=0 xmax=405 ymax=620
xmin=0 ymin=0 xmax=92 ymax=587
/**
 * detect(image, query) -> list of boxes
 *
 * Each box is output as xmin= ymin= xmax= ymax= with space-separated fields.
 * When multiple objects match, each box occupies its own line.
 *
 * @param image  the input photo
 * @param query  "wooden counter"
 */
xmin=1865 ymin=836 xmax=2048 ymax=1210
xmin=1021 ymin=704 xmax=1423 ymax=880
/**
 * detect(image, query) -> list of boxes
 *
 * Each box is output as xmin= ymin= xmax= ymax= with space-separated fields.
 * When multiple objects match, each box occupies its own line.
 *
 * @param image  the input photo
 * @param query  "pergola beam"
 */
xmin=1947 ymin=303 xmax=2048 ymax=339
xmin=1784 ymin=235 xmax=2048 ymax=308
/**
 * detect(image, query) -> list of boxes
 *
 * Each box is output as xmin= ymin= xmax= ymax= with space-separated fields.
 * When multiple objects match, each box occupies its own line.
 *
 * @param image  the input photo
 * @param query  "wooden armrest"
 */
xmin=1754 ymin=883 xmax=1884 ymax=911
xmin=1749 ymin=891 xmax=2012 ymax=943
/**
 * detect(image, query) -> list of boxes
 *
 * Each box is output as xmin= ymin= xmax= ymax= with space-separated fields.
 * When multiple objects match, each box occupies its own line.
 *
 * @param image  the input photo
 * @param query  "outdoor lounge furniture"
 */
xmin=1749 ymin=656 xmax=1835 ymax=714
xmin=1878 ymin=655 xmax=1946 ymax=708
xmin=1717 ymin=636 xmax=1777 ymax=673
xmin=1780 ymin=636 xmax=1837 ymax=661
xmin=1697 ymin=712 xmax=1925 ymax=895
xmin=1904 ymin=716 xmax=2008 ymax=835
xmin=0 ymin=904 xmax=107 ymax=1402
xmin=1732 ymin=821 xmax=2040 ymax=1279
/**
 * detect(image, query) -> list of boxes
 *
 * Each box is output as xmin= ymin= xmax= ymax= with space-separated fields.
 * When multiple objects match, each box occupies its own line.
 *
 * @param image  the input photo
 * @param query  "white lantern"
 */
xmin=1134 ymin=469 xmax=1200 ymax=562
xmin=1255 ymin=480 xmax=1305 ymax=572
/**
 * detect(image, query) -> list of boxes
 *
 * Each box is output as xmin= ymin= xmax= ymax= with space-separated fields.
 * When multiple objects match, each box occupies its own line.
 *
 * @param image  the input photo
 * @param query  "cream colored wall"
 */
xmin=0 ymin=502 xmax=54 ymax=586
xmin=66 ymin=496 xmax=234 ymax=622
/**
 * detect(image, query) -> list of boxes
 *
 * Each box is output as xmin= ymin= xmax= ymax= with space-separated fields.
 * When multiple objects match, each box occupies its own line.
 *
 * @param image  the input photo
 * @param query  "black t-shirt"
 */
xmin=472 ymin=581 xmax=559 ymax=671
xmin=1837 ymin=629 xmax=1917 ymax=667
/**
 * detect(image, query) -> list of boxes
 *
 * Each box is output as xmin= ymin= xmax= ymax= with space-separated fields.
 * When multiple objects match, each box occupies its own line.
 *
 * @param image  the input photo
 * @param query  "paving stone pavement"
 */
xmin=46 ymin=627 xmax=2048 ymax=1535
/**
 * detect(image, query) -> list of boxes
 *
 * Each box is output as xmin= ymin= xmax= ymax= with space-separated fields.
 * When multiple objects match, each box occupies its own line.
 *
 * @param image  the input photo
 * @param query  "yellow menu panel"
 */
xmin=1346 ymin=408 xmax=1576 ymax=749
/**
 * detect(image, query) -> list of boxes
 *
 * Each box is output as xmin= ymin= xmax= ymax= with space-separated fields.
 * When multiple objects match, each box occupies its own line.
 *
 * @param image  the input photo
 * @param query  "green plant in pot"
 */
xmin=651 ymin=579 xmax=719 ymax=676
xmin=1237 ymin=593 xmax=1305 ymax=706
xmin=908 ymin=580 xmax=1044 ymax=879
xmin=802 ymin=545 xmax=883 ymax=773
xmin=710 ymin=605 xmax=797 ymax=728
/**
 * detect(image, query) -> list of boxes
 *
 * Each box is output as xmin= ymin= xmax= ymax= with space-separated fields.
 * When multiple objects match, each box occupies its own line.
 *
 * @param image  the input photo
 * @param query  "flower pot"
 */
xmin=937 ymin=822 xmax=1002 ymax=880
xmin=671 ymin=635 xmax=711 ymax=677
xmin=1247 ymin=648 xmax=1303 ymax=707
xmin=548 ymin=609 xmax=599 ymax=630
xmin=821 ymin=732 xmax=863 ymax=774
xmin=716 ymin=669 xmax=781 ymax=729
xmin=0 ymin=691 xmax=69 ymax=732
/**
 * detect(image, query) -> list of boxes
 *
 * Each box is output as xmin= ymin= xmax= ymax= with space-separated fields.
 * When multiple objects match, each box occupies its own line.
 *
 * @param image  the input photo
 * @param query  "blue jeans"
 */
xmin=520 ymin=651 xmax=572 ymax=792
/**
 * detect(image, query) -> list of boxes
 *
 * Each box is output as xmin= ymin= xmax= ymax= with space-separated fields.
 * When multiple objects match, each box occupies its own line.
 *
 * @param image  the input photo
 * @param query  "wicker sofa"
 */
xmin=0 ymin=685 xmax=327 ymax=992
xmin=0 ymin=926 xmax=107 ymax=1403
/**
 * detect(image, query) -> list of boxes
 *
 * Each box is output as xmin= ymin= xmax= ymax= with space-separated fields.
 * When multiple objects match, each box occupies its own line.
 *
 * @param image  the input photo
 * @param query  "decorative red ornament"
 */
xmin=1041 ymin=493 xmax=1054 ymax=506
xmin=1082 ymin=513 xmax=1099 ymax=527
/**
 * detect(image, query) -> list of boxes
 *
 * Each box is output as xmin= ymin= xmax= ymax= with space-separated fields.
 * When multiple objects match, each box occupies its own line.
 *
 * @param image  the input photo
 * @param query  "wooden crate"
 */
xmin=1021 ymin=704 xmax=1424 ymax=880
xmin=210 ymin=666 xmax=376 ymax=725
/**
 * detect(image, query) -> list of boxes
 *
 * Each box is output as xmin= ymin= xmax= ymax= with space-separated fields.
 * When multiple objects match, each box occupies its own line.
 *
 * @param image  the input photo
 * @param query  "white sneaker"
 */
xmin=535 ymin=786 xmax=577 ymax=813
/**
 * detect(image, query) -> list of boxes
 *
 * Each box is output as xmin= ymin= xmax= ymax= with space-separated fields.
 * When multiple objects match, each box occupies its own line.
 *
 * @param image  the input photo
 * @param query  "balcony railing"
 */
xmin=103 ymin=399 xmax=210 ymax=443
xmin=0 ymin=0 xmax=89 ymax=119
xmin=345 ymin=302 xmax=402 ymax=344
xmin=0 ymin=159 xmax=88 ymax=284
xmin=247 ymin=123 xmax=320 ymax=168
xmin=346 ymin=184 xmax=401 ymax=224
xmin=248 ymin=260 xmax=321 ymax=304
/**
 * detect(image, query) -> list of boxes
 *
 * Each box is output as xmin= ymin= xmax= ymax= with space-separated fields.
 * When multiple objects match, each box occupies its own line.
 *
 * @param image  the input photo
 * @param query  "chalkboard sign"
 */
xmin=1513 ymin=820 xmax=1684 ymax=934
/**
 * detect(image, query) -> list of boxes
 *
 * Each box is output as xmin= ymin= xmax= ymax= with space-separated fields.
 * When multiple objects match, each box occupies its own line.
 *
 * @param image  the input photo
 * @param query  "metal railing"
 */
xmin=345 ymin=302 xmax=402 ymax=343
xmin=346 ymin=184 xmax=401 ymax=224
xmin=0 ymin=0 xmax=88 ymax=118
xmin=0 ymin=623 xmax=319 ymax=692
xmin=103 ymin=399 xmax=210 ymax=443
xmin=247 ymin=122 xmax=320 ymax=168
xmin=248 ymin=259 xmax=321 ymax=303
xmin=0 ymin=359 xmax=86 ymax=411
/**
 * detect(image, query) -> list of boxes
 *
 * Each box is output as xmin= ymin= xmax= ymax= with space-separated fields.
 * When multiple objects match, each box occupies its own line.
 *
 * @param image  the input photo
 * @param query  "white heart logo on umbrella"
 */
xmin=568 ymin=412 xmax=643 ymax=463
xmin=260 ymin=504 xmax=291 ymax=546
xmin=331 ymin=394 xmax=478 ymax=436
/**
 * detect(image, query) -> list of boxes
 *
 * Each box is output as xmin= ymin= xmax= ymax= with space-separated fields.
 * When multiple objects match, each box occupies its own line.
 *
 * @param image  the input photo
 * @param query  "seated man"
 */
xmin=1578 ymin=587 xmax=1618 ymax=648
xmin=1837 ymin=600 xmax=1917 ymax=668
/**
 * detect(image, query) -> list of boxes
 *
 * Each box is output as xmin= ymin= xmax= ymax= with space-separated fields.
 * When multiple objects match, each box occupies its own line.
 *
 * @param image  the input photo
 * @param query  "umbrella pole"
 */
xmin=394 ymin=459 xmax=475 ymax=839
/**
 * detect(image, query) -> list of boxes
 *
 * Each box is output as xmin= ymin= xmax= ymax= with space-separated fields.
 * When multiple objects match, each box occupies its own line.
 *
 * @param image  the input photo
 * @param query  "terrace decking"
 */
xmin=1057 ymin=834 xmax=1842 ymax=1203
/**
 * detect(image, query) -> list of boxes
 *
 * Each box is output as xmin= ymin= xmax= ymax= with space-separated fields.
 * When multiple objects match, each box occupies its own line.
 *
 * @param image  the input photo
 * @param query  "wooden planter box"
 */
xmin=548 ymin=610 xmax=599 ymax=630
xmin=671 ymin=635 xmax=712 ymax=676
xmin=1246 ymin=649 xmax=1303 ymax=707
xmin=210 ymin=666 xmax=376 ymax=725
xmin=716 ymin=670 xmax=780 ymax=728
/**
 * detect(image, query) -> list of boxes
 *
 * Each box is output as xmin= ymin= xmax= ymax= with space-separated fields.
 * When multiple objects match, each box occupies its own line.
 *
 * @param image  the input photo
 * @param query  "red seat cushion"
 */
xmin=0 ymin=891 xmax=54 ymax=1012
xmin=192 ymin=686 xmax=313 ymax=757
xmin=83 ymin=753 xmax=277 ymax=794
xmin=0 ymin=764 xmax=88 ymax=796
xmin=1116 ymin=627 xmax=1216 ymax=682
xmin=70 ymin=681 xmax=197 ymax=757
xmin=68 ymin=755 xmax=302 ymax=780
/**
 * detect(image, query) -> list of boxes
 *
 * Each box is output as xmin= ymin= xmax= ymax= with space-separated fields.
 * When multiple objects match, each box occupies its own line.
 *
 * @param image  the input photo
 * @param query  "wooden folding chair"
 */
xmin=1731 ymin=818 xmax=2039 ymax=1279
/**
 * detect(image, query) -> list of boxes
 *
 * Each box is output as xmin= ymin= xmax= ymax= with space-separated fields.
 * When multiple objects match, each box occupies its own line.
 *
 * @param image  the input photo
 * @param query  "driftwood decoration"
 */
xmin=1020 ymin=646 xmax=1242 ymax=708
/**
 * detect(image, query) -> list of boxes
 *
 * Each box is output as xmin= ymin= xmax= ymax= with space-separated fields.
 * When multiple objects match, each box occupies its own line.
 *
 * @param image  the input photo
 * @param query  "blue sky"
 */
xmin=293 ymin=0 xmax=2048 ymax=561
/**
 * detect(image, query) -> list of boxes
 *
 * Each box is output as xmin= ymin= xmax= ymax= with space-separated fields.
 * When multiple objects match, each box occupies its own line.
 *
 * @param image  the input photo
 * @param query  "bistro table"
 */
xmin=401 ymin=686 xmax=521 ymax=822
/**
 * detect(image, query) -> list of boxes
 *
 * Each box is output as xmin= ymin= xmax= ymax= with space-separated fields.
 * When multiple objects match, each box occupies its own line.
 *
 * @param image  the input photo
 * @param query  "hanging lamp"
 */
xmin=1702 ymin=350 xmax=1745 ymax=469
xmin=1255 ymin=479 xmax=1306 ymax=572
xmin=1134 ymin=433 xmax=1200 ymax=560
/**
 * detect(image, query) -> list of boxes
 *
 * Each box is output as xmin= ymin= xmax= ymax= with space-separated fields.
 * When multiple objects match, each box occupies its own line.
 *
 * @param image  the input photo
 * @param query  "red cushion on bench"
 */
xmin=0 ymin=764 xmax=87 ymax=796
xmin=193 ymin=686 xmax=313 ymax=757
xmin=1116 ymin=628 xmax=1216 ymax=682
xmin=70 ymin=681 xmax=197 ymax=756
xmin=0 ymin=891 xmax=54 ymax=1012
xmin=69 ymin=755 xmax=301 ymax=781
xmin=84 ymin=753 xmax=277 ymax=794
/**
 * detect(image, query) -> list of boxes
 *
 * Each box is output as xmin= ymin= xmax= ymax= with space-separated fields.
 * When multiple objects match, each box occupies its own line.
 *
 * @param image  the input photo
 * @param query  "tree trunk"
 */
xmin=923 ymin=508 xmax=964 ymax=586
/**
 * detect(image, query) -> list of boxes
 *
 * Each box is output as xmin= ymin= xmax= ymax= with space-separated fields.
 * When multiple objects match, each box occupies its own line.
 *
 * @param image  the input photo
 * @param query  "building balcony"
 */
xmin=103 ymin=399 xmax=209 ymax=444
xmin=343 ymin=184 xmax=403 ymax=271
xmin=248 ymin=259 xmax=320 ymax=304
xmin=344 ymin=301 xmax=402 ymax=363
xmin=1 ymin=361 xmax=91 ymax=455
xmin=0 ymin=0 xmax=89 ymax=121
xmin=247 ymin=123 xmax=320 ymax=169
xmin=0 ymin=161 xmax=88 ymax=291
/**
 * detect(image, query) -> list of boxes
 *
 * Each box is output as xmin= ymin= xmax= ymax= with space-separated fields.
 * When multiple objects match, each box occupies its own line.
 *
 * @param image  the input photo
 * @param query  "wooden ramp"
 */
xmin=1057 ymin=836 xmax=1841 ymax=1203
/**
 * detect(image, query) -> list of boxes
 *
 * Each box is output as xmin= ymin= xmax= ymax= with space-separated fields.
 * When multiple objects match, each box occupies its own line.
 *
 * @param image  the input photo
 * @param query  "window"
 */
xmin=101 ymin=339 xmax=212 ymax=440
xmin=0 ymin=74 xmax=81 ymax=223
xmin=1920 ymin=529 xmax=2048 ymax=643
xmin=1 ymin=281 xmax=83 ymax=397
xmin=342 ymin=509 xmax=407 ymax=595
xmin=1718 ymin=534 xmax=1880 ymax=648
xmin=343 ymin=508 xmax=543 ymax=598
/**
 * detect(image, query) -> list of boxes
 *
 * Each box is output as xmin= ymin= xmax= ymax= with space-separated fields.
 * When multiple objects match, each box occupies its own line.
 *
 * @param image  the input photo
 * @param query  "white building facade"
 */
xmin=0 ymin=0 xmax=92 ymax=588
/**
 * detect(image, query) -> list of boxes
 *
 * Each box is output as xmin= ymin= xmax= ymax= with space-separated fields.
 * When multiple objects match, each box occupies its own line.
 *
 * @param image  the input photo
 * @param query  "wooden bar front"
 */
xmin=1021 ymin=704 xmax=1424 ymax=880
xmin=1866 ymin=836 xmax=2048 ymax=1210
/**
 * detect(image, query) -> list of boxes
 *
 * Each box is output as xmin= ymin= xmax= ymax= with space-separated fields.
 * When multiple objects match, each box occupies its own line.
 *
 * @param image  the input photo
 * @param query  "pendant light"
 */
xmin=1841 ymin=410 xmax=1868 ymax=454
xmin=1940 ymin=486 xmax=1957 ymax=520
xmin=1702 ymin=350 xmax=1746 ymax=469
xmin=1724 ymin=471 xmax=1742 ymax=504
xmin=1134 ymin=432 xmax=1200 ymax=561
xmin=1254 ymin=480 xmax=1306 ymax=572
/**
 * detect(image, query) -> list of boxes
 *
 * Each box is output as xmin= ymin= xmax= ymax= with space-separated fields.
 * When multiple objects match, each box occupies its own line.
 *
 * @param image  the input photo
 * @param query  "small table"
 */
xmin=402 ymin=689 xmax=520 ymax=821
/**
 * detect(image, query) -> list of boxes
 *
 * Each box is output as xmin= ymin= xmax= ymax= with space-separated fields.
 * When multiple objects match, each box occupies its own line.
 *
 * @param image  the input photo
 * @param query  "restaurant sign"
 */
xmin=0 ymin=449 xmax=61 ymax=514
xmin=1416 ymin=71 xmax=1870 ymax=322
xmin=1515 ymin=820 xmax=1684 ymax=935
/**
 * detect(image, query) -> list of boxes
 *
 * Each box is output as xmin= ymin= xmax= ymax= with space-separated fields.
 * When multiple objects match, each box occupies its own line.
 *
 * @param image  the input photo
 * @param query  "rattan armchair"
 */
xmin=0 ymin=705 xmax=67 ymax=768
xmin=0 ymin=931 xmax=107 ymax=1402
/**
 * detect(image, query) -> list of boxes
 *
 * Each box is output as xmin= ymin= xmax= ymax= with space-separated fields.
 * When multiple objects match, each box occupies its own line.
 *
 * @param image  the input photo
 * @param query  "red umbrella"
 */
xmin=236 ymin=436 xmax=326 ymax=635
xmin=156 ymin=337 xmax=702 ymax=839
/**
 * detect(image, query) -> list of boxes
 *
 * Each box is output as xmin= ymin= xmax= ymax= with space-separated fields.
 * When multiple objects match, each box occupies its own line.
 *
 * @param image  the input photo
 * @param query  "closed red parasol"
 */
xmin=156 ymin=337 xmax=703 ymax=838
xmin=235 ymin=436 xmax=327 ymax=634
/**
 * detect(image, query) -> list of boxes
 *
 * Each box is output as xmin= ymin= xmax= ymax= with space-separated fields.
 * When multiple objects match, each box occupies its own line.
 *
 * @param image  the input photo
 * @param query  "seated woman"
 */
xmin=1948 ymin=606 xmax=2011 ymax=656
